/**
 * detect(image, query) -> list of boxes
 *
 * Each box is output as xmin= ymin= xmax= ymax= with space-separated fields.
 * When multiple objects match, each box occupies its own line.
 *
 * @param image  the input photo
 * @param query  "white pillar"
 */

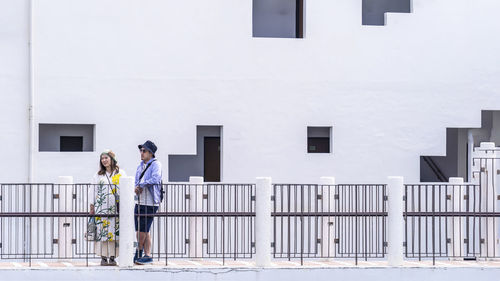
xmin=387 ymin=176 xmax=404 ymax=266
xmin=319 ymin=177 xmax=336 ymax=259
xmin=256 ymin=177 xmax=272 ymax=267
xmin=119 ymin=176 xmax=135 ymax=267
xmin=189 ymin=176 xmax=204 ymax=258
xmin=448 ymin=177 xmax=464 ymax=259
xmin=57 ymin=176 xmax=73 ymax=260
xmin=473 ymin=142 xmax=499 ymax=258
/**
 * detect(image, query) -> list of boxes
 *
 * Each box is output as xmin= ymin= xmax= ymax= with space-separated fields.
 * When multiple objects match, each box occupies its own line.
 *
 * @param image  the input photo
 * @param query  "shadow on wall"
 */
xmin=420 ymin=111 xmax=500 ymax=182
xmin=362 ymin=0 xmax=411 ymax=26
xmin=168 ymin=126 xmax=222 ymax=182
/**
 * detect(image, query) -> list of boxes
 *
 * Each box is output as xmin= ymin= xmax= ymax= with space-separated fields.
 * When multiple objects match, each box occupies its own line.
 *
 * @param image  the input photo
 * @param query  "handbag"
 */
xmin=84 ymin=217 xmax=97 ymax=241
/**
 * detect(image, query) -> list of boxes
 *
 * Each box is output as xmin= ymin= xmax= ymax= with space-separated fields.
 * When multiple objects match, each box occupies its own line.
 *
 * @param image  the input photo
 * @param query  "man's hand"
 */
xmin=135 ymin=186 xmax=142 ymax=195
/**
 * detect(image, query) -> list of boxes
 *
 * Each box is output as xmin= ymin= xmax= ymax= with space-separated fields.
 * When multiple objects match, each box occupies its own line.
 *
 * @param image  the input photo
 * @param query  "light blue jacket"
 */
xmin=135 ymin=158 xmax=162 ymax=204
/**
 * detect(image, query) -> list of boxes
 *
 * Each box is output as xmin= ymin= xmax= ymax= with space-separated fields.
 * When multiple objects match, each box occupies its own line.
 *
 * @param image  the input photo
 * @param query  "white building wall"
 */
xmin=2 ymin=0 xmax=500 ymax=183
xmin=0 ymin=0 xmax=30 ymax=182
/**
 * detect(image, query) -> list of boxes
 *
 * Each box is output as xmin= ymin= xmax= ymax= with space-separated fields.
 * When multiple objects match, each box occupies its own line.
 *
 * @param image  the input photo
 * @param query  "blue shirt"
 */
xmin=135 ymin=158 xmax=163 ymax=205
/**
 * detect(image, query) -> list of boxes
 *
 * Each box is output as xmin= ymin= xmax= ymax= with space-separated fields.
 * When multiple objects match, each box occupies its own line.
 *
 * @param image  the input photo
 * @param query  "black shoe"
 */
xmin=100 ymin=256 xmax=108 ymax=266
xmin=108 ymin=256 xmax=117 ymax=266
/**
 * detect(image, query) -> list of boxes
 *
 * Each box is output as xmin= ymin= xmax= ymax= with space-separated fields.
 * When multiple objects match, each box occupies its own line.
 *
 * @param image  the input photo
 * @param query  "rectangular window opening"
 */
xmin=39 ymin=124 xmax=94 ymax=152
xmin=307 ymin=126 xmax=332 ymax=153
xmin=253 ymin=0 xmax=304 ymax=38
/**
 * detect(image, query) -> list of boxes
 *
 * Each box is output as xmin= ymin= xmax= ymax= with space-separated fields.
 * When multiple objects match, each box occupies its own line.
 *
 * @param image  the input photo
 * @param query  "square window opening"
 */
xmin=307 ymin=126 xmax=332 ymax=153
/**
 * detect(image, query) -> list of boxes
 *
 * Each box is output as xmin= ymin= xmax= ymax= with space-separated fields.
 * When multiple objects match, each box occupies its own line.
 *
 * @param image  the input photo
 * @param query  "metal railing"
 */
xmin=146 ymin=183 xmax=256 ymax=263
xmin=0 ymin=183 xmax=119 ymax=265
xmin=272 ymin=184 xmax=387 ymax=264
xmin=0 ymin=183 xmax=256 ymax=265
xmin=404 ymin=183 xmax=483 ymax=262
xmin=2 ymin=176 xmax=498 ymax=266
xmin=403 ymin=145 xmax=500 ymax=264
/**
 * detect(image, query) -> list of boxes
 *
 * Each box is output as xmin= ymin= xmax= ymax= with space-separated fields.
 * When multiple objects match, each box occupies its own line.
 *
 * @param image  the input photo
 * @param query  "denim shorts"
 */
xmin=134 ymin=204 xmax=159 ymax=232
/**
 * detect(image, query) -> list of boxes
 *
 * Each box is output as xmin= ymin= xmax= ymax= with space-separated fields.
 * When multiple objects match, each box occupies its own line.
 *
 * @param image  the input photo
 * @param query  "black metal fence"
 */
xmin=0 ymin=183 xmax=256 ymax=265
xmin=404 ymin=152 xmax=500 ymax=263
xmin=0 ymin=183 xmax=119 ymax=265
xmin=145 ymin=183 xmax=256 ymax=263
xmin=272 ymin=184 xmax=387 ymax=264
xmin=404 ymin=183 xmax=480 ymax=261
xmin=3 ymin=177 xmax=499 ymax=266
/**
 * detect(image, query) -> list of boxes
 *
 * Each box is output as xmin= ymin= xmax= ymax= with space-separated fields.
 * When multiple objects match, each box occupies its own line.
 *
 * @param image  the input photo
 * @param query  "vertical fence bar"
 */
xmin=387 ymin=176 xmax=404 ymax=266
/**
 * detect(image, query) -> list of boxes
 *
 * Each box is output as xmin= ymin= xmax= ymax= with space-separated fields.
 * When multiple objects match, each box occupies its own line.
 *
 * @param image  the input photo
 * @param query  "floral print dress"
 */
xmin=92 ymin=170 xmax=126 ymax=246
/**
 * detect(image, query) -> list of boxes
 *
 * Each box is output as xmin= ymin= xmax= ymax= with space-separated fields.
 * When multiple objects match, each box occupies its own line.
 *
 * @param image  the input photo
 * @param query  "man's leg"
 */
xmin=138 ymin=231 xmax=147 ymax=251
xmin=144 ymin=232 xmax=152 ymax=256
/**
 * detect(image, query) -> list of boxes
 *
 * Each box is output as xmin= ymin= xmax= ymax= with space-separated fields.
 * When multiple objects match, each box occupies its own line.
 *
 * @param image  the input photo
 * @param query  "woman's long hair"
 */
xmin=98 ymin=150 xmax=120 ymax=176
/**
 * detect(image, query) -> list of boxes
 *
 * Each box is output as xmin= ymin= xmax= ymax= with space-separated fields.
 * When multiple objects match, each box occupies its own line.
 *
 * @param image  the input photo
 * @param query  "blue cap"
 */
xmin=138 ymin=140 xmax=158 ymax=155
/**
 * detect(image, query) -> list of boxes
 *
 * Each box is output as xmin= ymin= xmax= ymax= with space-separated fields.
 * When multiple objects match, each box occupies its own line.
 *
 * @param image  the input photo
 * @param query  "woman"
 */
xmin=90 ymin=150 xmax=126 ymax=266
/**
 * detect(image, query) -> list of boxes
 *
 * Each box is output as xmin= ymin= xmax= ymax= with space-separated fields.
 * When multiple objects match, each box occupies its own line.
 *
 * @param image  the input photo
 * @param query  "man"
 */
xmin=134 ymin=140 xmax=162 ymax=265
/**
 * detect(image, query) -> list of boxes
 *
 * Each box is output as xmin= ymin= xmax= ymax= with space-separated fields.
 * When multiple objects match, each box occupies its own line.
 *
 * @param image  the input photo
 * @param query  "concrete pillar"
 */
xmin=319 ymin=176 xmax=336 ymax=259
xmin=119 ymin=176 xmax=135 ymax=267
xmin=448 ymin=177 xmax=464 ymax=258
xmin=256 ymin=177 xmax=272 ymax=267
xmin=189 ymin=176 xmax=204 ymax=258
xmin=57 ymin=176 xmax=73 ymax=260
xmin=387 ymin=176 xmax=404 ymax=266
xmin=473 ymin=142 xmax=499 ymax=258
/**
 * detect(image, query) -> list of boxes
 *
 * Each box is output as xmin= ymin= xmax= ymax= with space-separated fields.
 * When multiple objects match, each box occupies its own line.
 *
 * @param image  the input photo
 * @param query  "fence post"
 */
xmin=387 ymin=176 xmax=404 ymax=266
xmin=448 ymin=177 xmax=464 ymax=259
xmin=189 ymin=176 xmax=204 ymax=258
xmin=473 ymin=142 xmax=499 ymax=258
xmin=256 ymin=177 xmax=272 ymax=267
xmin=57 ymin=176 xmax=73 ymax=260
xmin=119 ymin=176 xmax=135 ymax=267
xmin=319 ymin=176 xmax=335 ymax=260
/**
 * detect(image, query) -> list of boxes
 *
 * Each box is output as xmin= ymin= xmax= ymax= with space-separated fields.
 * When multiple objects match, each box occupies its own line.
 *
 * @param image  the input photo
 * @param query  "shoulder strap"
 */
xmin=104 ymin=170 xmax=117 ymax=186
xmin=139 ymin=159 xmax=156 ymax=181
xmin=104 ymin=171 xmax=119 ymax=200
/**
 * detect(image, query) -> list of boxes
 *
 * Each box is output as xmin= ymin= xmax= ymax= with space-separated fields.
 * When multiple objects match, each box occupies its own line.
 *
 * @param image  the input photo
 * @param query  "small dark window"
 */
xmin=60 ymin=136 xmax=83 ymax=152
xmin=307 ymin=126 xmax=332 ymax=153
xmin=308 ymin=137 xmax=330 ymax=153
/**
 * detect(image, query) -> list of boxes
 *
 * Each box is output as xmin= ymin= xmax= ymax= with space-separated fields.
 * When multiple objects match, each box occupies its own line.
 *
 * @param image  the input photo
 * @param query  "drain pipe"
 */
xmin=28 ymin=0 xmax=35 ymax=183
